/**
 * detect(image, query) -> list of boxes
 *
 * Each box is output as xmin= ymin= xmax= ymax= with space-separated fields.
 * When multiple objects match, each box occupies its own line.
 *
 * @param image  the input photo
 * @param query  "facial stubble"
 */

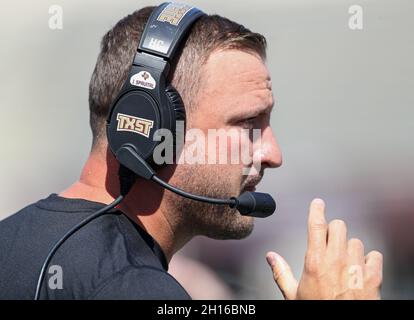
xmin=164 ymin=164 xmax=254 ymax=240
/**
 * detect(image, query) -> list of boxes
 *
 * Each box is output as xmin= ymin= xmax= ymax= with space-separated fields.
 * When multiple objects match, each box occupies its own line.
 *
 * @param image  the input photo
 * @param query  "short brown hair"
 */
xmin=89 ymin=6 xmax=267 ymax=149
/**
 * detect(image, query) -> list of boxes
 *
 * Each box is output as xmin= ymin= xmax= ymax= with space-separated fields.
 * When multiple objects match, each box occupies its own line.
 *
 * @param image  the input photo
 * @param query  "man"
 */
xmin=0 ymin=5 xmax=382 ymax=299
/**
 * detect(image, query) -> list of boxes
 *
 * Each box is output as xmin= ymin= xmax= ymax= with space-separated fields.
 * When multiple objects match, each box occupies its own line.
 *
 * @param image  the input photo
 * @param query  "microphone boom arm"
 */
xmin=116 ymin=145 xmax=276 ymax=218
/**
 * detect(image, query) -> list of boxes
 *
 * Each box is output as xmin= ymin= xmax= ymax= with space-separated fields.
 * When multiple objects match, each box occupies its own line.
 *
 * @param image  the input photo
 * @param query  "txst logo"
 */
xmin=116 ymin=113 xmax=154 ymax=138
xmin=130 ymin=71 xmax=156 ymax=90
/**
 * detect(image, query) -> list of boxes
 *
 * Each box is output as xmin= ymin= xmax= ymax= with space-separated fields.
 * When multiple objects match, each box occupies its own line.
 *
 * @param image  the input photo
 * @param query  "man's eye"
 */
xmin=239 ymin=117 xmax=256 ymax=129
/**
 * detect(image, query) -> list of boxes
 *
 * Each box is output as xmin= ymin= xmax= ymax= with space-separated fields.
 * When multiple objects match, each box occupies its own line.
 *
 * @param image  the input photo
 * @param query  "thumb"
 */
xmin=266 ymin=251 xmax=298 ymax=300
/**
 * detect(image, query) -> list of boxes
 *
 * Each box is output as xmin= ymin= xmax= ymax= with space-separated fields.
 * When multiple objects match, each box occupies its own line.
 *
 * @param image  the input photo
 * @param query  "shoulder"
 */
xmin=88 ymin=266 xmax=191 ymax=300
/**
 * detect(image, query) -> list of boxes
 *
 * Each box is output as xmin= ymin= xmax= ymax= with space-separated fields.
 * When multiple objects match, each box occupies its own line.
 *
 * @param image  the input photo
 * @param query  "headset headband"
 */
xmin=138 ymin=2 xmax=205 ymax=60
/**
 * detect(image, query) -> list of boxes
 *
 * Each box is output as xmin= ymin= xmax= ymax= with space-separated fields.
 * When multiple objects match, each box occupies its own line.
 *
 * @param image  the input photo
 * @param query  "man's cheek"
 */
xmin=225 ymin=129 xmax=254 ymax=166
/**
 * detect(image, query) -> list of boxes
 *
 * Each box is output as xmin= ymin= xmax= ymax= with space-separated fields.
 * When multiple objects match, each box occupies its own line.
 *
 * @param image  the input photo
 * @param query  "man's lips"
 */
xmin=242 ymin=173 xmax=263 ymax=192
xmin=242 ymin=181 xmax=260 ymax=192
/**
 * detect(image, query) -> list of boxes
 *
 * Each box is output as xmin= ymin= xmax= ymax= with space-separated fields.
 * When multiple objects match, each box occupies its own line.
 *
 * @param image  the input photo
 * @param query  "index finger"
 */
xmin=307 ymin=198 xmax=328 ymax=254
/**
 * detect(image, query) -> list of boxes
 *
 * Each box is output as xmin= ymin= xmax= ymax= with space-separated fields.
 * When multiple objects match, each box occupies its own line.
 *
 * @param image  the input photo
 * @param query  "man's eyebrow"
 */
xmin=253 ymin=102 xmax=274 ymax=116
xmin=251 ymin=92 xmax=276 ymax=116
xmin=227 ymin=102 xmax=274 ymax=122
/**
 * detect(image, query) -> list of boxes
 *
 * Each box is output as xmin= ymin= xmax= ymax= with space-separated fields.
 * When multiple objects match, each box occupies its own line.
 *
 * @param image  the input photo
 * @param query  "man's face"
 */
xmin=165 ymin=49 xmax=282 ymax=240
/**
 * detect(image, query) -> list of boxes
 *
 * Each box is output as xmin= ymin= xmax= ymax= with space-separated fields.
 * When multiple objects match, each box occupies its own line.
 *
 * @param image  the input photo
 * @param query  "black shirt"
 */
xmin=0 ymin=194 xmax=191 ymax=300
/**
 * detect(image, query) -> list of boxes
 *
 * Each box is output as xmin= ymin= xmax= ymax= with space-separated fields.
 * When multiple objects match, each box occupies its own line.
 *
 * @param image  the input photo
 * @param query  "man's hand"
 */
xmin=266 ymin=199 xmax=383 ymax=300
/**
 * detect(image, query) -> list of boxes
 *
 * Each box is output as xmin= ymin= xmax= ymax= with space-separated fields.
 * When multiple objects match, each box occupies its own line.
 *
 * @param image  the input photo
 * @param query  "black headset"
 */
xmin=34 ymin=3 xmax=276 ymax=300
xmin=104 ymin=2 xmax=275 ymax=215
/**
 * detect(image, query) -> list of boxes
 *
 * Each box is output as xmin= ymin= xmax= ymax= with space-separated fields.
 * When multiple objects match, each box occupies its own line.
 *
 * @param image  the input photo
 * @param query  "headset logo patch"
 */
xmin=157 ymin=3 xmax=192 ymax=26
xmin=130 ymin=71 xmax=156 ymax=90
xmin=116 ymin=113 xmax=154 ymax=138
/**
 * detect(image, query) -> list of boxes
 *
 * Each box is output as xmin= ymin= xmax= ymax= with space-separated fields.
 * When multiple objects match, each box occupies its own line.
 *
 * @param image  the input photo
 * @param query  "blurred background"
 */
xmin=0 ymin=0 xmax=413 ymax=299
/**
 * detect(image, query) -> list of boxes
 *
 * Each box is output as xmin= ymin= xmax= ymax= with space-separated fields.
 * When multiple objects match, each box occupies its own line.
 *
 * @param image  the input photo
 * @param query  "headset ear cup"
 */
xmin=165 ymin=85 xmax=186 ymax=123
xmin=165 ymin=85 xmax=186 ymax=161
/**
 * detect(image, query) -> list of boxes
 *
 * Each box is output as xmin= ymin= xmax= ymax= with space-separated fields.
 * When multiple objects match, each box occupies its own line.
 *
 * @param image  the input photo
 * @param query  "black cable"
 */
xmin=33 ymin=195 xmax=124 ymax=300
xmin=152 ymin=175 xmax=237 ymax=206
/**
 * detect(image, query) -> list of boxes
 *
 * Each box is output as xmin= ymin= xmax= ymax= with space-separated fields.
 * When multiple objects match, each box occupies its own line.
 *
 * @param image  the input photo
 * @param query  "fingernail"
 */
xmin=312 ymin=198 xmax=325 ymax=206
xmin=266 ymin=252 xmax=277 ymax=267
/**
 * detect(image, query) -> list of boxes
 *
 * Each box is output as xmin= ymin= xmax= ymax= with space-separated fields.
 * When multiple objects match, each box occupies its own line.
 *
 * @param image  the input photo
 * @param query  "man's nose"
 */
xmin=258 ymin=126 xmax=283 ymax=169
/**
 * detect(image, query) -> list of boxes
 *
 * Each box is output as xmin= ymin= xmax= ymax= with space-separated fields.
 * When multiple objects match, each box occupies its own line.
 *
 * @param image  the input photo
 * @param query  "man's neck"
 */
xmin=59 ymin=148 xmax=191 ymax=263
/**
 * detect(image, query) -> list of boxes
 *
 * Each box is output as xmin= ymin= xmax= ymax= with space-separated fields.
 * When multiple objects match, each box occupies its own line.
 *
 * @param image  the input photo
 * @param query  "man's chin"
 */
xmin=203 ymin=215 xmax=255 ymax=240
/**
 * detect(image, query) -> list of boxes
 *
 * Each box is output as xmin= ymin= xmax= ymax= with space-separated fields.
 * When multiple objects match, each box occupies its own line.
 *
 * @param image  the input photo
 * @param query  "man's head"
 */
xmin=88 ymin=6 xmax=282 ymax=240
